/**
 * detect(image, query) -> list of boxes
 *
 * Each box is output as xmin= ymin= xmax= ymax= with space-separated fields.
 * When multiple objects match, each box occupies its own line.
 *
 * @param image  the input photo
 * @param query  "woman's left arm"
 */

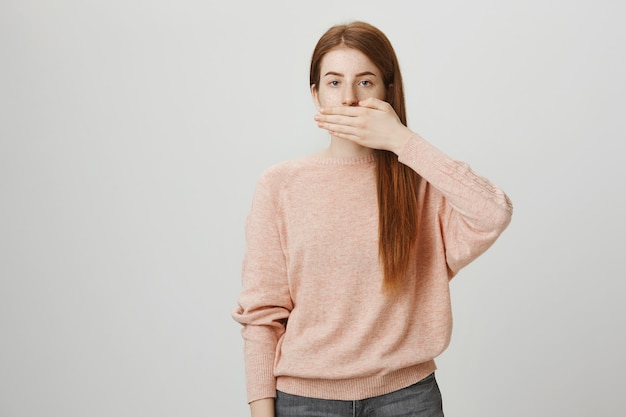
xmin=397 ymin=131 xmax=513 ymax=274
xmin=315 ymin=98 xmax=513 ymax=273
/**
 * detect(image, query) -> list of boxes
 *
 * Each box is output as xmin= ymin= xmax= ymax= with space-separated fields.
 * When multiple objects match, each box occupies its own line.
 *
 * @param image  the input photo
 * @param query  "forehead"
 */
xmin=320 ymin=47 xmax=380 ymax=75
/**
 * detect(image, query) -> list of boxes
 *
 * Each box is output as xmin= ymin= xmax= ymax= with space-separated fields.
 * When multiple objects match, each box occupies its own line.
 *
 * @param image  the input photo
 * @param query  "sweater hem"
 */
xmin=275 ymin=360 xmax=437 ymax=401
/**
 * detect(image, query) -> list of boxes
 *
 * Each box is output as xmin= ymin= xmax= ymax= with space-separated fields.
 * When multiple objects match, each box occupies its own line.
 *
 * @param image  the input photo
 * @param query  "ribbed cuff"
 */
xmin=245 ymin=352 xmax=277 ymax=403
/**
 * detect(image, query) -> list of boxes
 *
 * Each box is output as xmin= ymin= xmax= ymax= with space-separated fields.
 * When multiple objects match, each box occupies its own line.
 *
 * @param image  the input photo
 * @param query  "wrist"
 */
xmin=250 ymin=397 xmax=274 ymax=417
xmin=390 ymin=128 xmax=413 ymax=155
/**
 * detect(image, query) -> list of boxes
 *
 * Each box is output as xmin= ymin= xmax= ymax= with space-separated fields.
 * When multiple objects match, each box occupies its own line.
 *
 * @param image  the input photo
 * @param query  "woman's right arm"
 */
xmin=250 ymin=398 xmax=275 ymax=417
xmin=232 ymin=167 xmax=293 ymax=406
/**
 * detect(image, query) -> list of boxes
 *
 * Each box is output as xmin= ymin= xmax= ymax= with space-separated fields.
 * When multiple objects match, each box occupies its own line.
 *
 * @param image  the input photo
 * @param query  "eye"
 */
xmin=359 ymin=80 xmax=372 ymax=87
xmin=329 ymin=80 xmax=340 ymax=87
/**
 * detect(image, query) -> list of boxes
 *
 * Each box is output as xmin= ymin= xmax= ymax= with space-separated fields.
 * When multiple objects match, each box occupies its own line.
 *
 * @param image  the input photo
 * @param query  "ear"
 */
xmin=311 ymin=84 xmax=321 ymax=110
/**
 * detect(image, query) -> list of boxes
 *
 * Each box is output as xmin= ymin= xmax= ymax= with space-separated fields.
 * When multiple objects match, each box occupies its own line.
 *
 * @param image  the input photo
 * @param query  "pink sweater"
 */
xmin=232 ymin=134 xmax=512 ymax=403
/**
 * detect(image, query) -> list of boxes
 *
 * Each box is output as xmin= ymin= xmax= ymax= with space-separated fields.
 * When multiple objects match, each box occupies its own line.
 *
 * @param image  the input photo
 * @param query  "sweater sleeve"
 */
xmin=232 ymin=169 xmax=293 ymax=403
xmin=397 ymin=133 xmax=513 ymax=275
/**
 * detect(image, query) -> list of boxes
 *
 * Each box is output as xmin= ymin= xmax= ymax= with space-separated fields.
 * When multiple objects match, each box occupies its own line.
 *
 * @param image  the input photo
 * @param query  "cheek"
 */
xmin=364 ymin=86 xmax=387 ymax=101
xmin=318 ymin=89 xmax=342 ymax=106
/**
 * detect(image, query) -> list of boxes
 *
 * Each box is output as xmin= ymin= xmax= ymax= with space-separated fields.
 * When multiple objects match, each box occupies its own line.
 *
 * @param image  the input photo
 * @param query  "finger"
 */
xmin=358 ymin=97 xmax=388 ymax=110
xmin=316 ymin=120 xmax=359 ymax=137
xmin=315 ymin=113 xmax=362 ymax=127
xmin=319 ymin=106 xmax=365 ymax=117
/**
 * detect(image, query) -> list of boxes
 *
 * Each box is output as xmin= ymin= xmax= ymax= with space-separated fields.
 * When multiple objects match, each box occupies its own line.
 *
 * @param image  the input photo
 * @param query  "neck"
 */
xmin=323 ymin=136 xmax=374 ymax=158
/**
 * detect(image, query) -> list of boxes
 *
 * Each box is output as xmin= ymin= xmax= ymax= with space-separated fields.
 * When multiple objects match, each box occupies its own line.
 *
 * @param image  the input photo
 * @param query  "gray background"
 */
xmin=1 ymin=0 xmax=624 ymax=416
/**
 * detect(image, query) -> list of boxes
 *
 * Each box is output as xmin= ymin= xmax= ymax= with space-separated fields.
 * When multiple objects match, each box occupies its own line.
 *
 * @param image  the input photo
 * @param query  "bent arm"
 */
xmin=397 ymin=133 xmax=513 ymax=274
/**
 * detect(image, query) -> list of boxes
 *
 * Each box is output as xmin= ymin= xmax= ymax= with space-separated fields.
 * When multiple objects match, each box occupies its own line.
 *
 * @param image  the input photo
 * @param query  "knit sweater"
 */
xmin=232 ymin=133 xmax=512 ymax=403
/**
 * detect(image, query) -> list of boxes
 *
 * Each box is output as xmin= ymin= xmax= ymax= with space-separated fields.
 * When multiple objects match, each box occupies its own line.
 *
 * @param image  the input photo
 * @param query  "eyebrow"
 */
xmin=323 ymin=71 xmax=378 ymax=77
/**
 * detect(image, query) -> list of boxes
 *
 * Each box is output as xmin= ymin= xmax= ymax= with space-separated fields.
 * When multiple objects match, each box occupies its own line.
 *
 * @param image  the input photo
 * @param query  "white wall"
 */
xmin=1 ymin=1 xmax=624 ymax=416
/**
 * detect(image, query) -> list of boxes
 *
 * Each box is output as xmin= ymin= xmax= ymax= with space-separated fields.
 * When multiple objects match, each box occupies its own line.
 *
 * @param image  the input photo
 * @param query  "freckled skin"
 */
xmin=311 ymin=47 xmax=410 ymax=157
xmin=312 ymin=47 xmax=387 ymax=109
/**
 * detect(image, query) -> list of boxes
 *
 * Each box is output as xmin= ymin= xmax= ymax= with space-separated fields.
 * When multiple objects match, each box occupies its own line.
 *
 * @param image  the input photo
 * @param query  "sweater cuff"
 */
xmin=245 ymin=352 xmax=277 ymax=403
xmin=397 ymin=133 xmax=447 ymax=173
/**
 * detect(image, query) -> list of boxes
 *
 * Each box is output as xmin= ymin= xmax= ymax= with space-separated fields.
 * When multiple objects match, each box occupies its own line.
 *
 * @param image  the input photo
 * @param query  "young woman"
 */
xmin=232 ymin=21 xmax=512 ymax=417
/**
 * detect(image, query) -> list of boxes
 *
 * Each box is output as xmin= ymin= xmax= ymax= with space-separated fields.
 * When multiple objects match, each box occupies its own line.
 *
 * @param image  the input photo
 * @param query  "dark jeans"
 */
xmin=275 ymin=372 xmax=444 ymax=417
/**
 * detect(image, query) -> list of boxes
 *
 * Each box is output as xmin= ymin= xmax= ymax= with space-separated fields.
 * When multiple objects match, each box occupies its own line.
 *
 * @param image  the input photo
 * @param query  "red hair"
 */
xmin=310 ymin=21 xmax=420 ymax=294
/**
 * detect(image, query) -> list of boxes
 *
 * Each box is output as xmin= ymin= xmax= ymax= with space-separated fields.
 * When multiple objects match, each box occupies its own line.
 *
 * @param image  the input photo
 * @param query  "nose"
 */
xmin=342 ymin=85 xmax=358 ymax=106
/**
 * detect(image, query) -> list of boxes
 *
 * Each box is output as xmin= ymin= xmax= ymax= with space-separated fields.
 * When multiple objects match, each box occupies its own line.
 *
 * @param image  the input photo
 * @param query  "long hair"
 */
xmin=309 ymin=21 xmax=421 ymax=294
